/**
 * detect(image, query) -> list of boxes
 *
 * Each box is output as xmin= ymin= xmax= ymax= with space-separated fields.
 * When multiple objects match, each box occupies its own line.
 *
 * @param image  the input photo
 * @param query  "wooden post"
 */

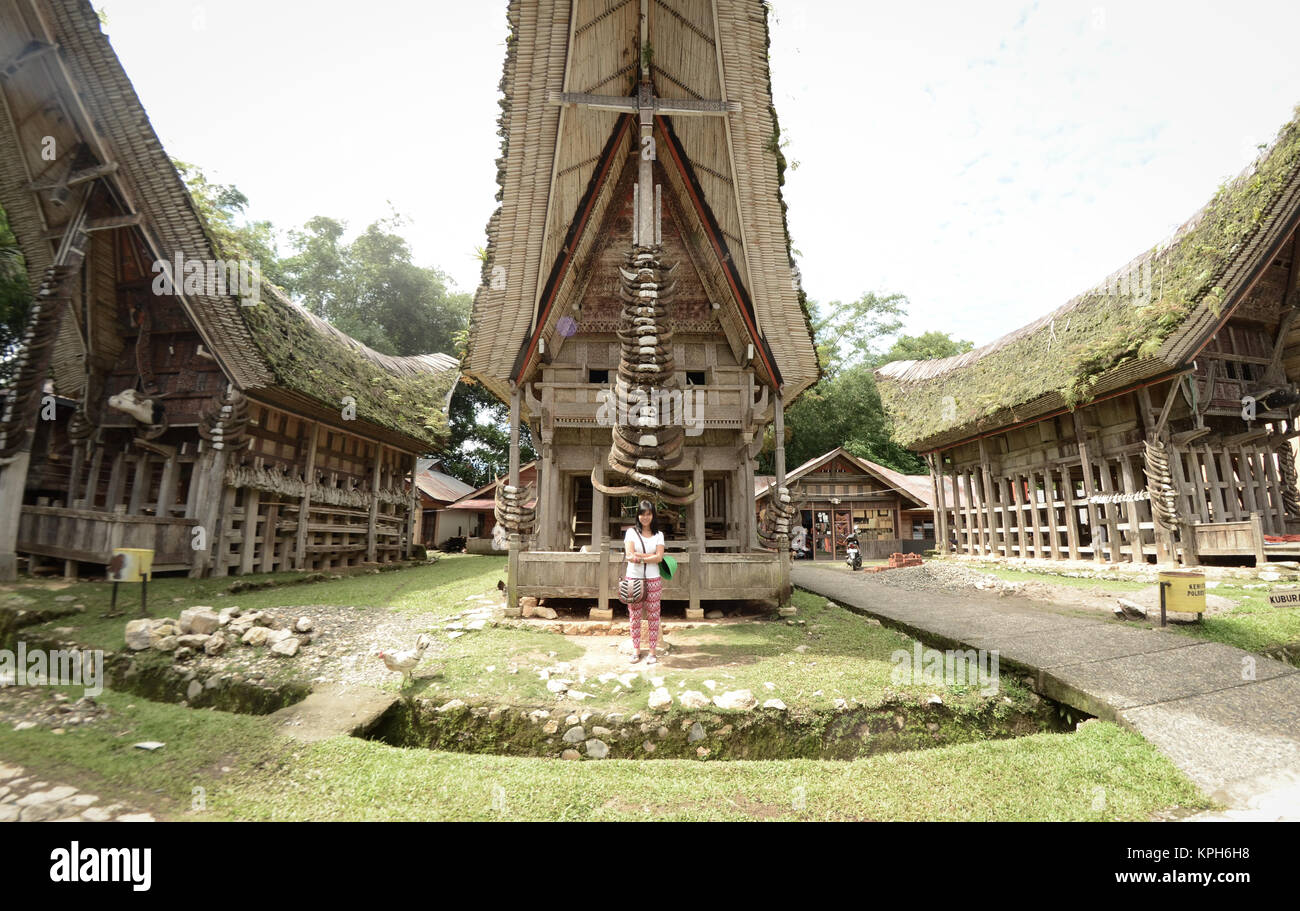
xmin=977 ymin=439 xmax=998 ymax=558
xmin=156 ymin=455 xmax=180 ymax=518
xmin=295 ymin=422 xmax=319 ymax=571
xmin=0 ymin=452 xmax=32 ymax=580
xmin=190 ymin=445 xmax=229 ymax=578
xmin=505 ymin=385 xmax=522 ymax=618
xmin=774 ymin=390 xmax=793 ymax=613
xmin=1095 ymin=457 xmax=1123 ymax=564
xmin=594 ymin=542 xmax=612 ymax=621
xmin=1062 ymin=465 xmax=1081 ymax=561
xmin=1137 ymin=385 xmax=1176 ymax=562
xmin=239 ymin=487 xmax=261 ymax=576
xmin=932 ymin=453 xmax=949 ymax=554
xmin=688 ymin=456 xmax=706 ymax=620
xmin=1042 ymin=468 xmax=1062 ymax=559
xmin=961 ymin=470 xmax=977 ymax=555
xmin=1250 ymin=511 xmax=1267 ymax=566
xmin=1118 ymin=456 xmax=1144 ymax=563
xmin=1072 ymin=412 xmax=1105 ymax=562
xmin=1010 ymin=475 xmax=1029 ymax=560
xmin=1262 ymin=446 xmax=1285 ymax=533
xmin=367 ymin=444 xmax=383 ymax=563
xmin=1026 ymin=473 xmax=1044 ymax=559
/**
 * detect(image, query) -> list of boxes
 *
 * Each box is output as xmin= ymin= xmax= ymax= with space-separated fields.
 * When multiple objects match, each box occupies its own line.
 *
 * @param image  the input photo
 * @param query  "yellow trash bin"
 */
xmin=1158 ymin=571 xmax=1205 ymax=614
xmin=108 ymin=548 xmax=155 ymax=583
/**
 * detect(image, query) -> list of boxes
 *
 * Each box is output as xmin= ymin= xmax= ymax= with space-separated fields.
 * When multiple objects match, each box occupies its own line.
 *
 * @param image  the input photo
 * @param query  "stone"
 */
xmin=80 ymin=807 xmax=113 ymax=822
xmin=270 ymin=638 xmax=300 ymax=657
xmin=563 ymin=726 xmax=586 ymax=744
xmin=436 ymin=700 xmax=467 ymax=713
xmin=567 ymin=690 xmax=592 ymax=701
xmin=543 ymin=720 xmax=559 ymax=734
xmin=561 ymin=749 xmax=581 ymax=760
xmin=177 ymin=634 xmax=211 ymax=649
xmin=712 ymin=689 xmax=758 ymax=711
xmin=179 ymin=607 xmax=221 ymax=636
xmin=186 ymin=680 xmax=203 ymax=701
xmin=217 ymin=608 xmax=236 ymax=626
xmin=204 ymin=635 xmax=228 ymax=657
xmin=13 ymin=722 xmax=36 ymax=731
xmin=834 ymin=698 xmax=848 ymax=711
xmin=295 ymin=617 xmax=313 ymax=633
xmin=17 ymin=785 xmax=77 ymax=806
xmin=705 ymin=609 xmax=724 ymax=619
xmin=20 ymin=803 xmax=60 ymax=822
xmin=153 ymin=636 xmax=178 ymax=653
xmin=0 ymin=804 xmax=18 ymax=823
xmin=241 ymin=627 xmax=270 ymax=647
xmin=546 ymin=679 xmax=570 ymax=693
xmin=696 ymin=746 xmax=710 ymax=759
xmin=115 ymin=813 xmax=155 ymax=822
xmin=133 ymin=741 xmax=165 ymax=751
xmin=124 ymin=620 xmax=152 ymax=651
xmin=642 ymin=740 xmax=655 ymax=753
xmin=679 ymin=690 xmax=710 ymax=710
xmin=657 ymin=725 xmax=670 ymax=739
xmin=1259 ymin=571 xmax=1282 ymax=582
xmin=592 ymin=726 xmax=612 ymax=737
xmin=265 ymin=628 xmax=294 ymax=645
xmin=687 ymin=722 xmax=706 ymax=743
xmin=647 ymin=687 xmax=672 ymax=710
xmin=584 ymin=739 xmax=609 ymax=759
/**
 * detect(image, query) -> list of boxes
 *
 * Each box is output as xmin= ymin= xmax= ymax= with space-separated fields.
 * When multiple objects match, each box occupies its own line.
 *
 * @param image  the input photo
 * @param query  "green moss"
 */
xmin=881 ymin=106 xmax=1300 ymax=450
xmin=241 ymin=290 xmax=455 ymax=448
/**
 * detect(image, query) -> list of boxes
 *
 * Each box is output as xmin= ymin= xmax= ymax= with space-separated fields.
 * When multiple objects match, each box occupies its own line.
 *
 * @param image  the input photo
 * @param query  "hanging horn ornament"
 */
xmin=591 ymin=246 xmax=697 ymax=505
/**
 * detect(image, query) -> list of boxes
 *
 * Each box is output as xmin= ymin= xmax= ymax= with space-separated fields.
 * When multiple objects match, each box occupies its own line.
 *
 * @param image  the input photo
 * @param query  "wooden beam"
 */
xmin=240 ymin=488 xmax=262 ymax=576
xmin=1118 ymin=456 xmax=1145 ymax=563
xmin=1072 ymin=412 xmax=1104 ymax=562
xmin=1042 ymin=468 xmax=1062 ymax=559
xmin=295 ymin=422 xmax=319 ymax=569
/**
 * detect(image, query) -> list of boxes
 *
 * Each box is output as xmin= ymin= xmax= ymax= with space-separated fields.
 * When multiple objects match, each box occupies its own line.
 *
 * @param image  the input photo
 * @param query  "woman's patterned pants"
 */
xmin=629 ymin=578 xmax=663 ymax=652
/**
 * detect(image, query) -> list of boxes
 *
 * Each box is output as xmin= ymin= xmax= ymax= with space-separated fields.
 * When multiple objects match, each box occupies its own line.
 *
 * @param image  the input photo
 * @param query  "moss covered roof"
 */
xmin=241 ymin=284 xmax=458 ymax=449
xmin=878 ymin=105 xmax=1300 ymax=452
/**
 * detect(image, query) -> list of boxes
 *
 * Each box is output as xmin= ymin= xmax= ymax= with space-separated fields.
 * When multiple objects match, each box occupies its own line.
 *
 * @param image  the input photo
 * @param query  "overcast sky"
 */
xmin=99 ymin=0 xmax=1300 ymax=349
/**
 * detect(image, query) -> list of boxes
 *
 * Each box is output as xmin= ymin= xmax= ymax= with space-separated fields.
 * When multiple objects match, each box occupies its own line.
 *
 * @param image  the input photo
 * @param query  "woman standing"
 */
xmin=624 ymin=499 xmax=666 ymax=665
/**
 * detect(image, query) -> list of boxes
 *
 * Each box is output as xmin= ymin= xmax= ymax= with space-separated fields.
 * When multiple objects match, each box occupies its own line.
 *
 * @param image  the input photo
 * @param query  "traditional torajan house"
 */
xmin=441 ymin=462 xmax=539 ymax=554
xmin=413 ymin=460 xmax=476 ymax=549
xmin=754 ymin=448 xmax=947 ymax=560
xmin=878 ymin=106 xmax=1300 ymax=567
xmin=0 ymin=0 xmax=459 ymax=579
xmin=464 ymin=0 xmax=819 ymax=617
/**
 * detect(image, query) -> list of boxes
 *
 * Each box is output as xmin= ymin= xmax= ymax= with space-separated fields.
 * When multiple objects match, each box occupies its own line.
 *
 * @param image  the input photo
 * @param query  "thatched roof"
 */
xmin=877 ymin=105 xmax=1300 ymax=453
xmin=0 ymin=0 xmax=457 ymax=450
xmin=753 ymin=447 xmax=932 ymax=510
xmin=465 ymin=0 xmax=818 ymax=407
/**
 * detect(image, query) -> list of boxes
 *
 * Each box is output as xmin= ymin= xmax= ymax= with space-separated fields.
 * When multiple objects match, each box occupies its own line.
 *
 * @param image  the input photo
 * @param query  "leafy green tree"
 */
xmin=0 ymin=204 xmax=32 ymax=384
xmin=880 ymin=330 xmax=973 ymax=365
xmin=173 ymin=160 xmax=283 ymax=285
xmin=812 ymin=291 xmax=906 ymax=375
xmin=441 ymin=378 xmax=536 ymax=489
xmin=279 ymin=213 xmax=469 ymax=359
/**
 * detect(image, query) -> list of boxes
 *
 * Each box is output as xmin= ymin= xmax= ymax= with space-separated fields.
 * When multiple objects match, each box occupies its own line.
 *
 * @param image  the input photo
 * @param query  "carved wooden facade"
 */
xmin=0 ymin=0 xmax=457 ymax=579
xmin=879 ymin=107 xmax=1300 ymax=566
xmin=464 ymin=1 xmax=819 ymax=616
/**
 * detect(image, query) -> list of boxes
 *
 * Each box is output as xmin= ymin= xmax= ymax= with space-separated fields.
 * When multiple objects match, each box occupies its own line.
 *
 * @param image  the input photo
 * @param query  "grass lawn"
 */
xmin=0 ymin=686 xmax=1210 ymax=821
xmin=980 ymin=566 xmax=1300 ymax=659
xmin=7 ymin=555 xmax=506 ymax=653
xmin=0 ymin=558 xmax=1217 ymax=819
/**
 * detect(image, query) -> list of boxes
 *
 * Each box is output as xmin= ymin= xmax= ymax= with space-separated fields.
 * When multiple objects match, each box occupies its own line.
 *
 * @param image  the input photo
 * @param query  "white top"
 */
xmin=624 ymin=527 xmax=666 ymax=579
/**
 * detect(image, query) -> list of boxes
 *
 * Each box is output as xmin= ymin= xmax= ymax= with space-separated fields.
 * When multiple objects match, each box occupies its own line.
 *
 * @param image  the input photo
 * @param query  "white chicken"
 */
xmin=376 ymin=634 xmax=432 ymax=686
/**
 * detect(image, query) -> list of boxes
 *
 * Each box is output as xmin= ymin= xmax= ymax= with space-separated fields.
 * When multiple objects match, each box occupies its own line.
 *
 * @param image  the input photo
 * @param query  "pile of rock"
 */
xmin=125 ymin=607 xmax=314 ymax=660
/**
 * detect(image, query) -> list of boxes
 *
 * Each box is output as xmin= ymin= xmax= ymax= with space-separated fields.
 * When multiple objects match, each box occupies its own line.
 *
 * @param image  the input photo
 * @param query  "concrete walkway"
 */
xmin=792 ymin=563 xmax=1300 ymax=820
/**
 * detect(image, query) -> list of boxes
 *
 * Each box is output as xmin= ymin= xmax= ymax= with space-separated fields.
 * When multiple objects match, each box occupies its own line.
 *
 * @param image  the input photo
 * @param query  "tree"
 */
xmin=879 ymin=330 xmax=973 ymax=365
xmin=812 ymin=291 xmax=906 ymax=375
xmin=173 ymin=160 xmax=282 ymax=286
xmin=279 ymin=213 xmax=469 ymax=359
xmin=440 ymin=378 xmax=536 ymax=489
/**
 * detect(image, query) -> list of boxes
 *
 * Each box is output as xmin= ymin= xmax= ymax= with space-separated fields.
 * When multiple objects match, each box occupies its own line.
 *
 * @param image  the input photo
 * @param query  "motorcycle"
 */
xmin=844 ymin=538 xmax=862 ymax=571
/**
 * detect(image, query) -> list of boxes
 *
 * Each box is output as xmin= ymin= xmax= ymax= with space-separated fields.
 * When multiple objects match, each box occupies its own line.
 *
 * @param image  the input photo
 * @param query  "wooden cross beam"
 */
xmin=0 ymin=41 xmax=59 ymax=81
xmin=547 ymin=91 xmax=740 ymax=116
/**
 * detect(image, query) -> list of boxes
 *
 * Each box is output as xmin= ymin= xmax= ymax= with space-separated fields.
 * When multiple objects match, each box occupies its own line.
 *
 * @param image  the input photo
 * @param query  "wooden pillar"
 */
xmin=775 ymin=391 xmax=792 ymax=609
xmin=295 ymin=422 xmax=319 ymax=570
xmin=1262 ymin=446 xmax=1285 ymax=533
xmin=1071 ymin=413 xmax=1105 ymax=562
xmin=367 ymin=444 xmax=383 ymax=563
xmin=190 ymin=445 xmax=229 ymax=578
xmin=977 ymin=439 xmax=998 ymax=557
xmin=1118 ymin=456 xmax=1144 ymax=563
xmin=104 ymin=451 xmax=127 ymax=512
xmin=0 ymin=452 xmax=32 ymax=580
xmin=505 ymin=385 xmax=522 ymax=618
xmin=591 ymin=465 xmax=606 ymax=552
xmin=1250 ymin=511 xmax=1267 ymax=565
xmin=688 ymin=454 xmax=706 ymax=620
xmin=239 ymin=487 xmax=262 ymax=576
xmin=156 ymin=455 xmax=180 ymax=517
xmin=961 ymin=470 xmax=977 ymax=555
xmin=1062 ymin=465 xmax=1081 ymax=560
xmin=932 ymin=453 xmax=950 ymax=553
xmin=261 ymin=504 xmax=280 ymax=572
xmin=1042 ymin=468 xmax=1062 ymax=559
xmin=1009 ymin=475 xmax=1029 ymax=560
xmin=1201 ymin=444 xmax=1226 ymax=524
xmin=1093 ymin=457 xmax=1122 ymax=563
xmin=127 ymin=454 xmax=151 ymax=515
xmin=1026 ymin=473 xmax=1044 ymax=558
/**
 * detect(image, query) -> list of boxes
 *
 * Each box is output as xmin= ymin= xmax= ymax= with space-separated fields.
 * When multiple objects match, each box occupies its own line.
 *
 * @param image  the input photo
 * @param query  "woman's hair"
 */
xmin=636 ymin=499 xmax=660 ymax=535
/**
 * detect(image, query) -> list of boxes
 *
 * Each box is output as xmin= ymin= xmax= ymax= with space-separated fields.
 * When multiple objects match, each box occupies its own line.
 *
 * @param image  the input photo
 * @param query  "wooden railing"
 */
xmin=18 ymin=506 xmax=198 ymax=570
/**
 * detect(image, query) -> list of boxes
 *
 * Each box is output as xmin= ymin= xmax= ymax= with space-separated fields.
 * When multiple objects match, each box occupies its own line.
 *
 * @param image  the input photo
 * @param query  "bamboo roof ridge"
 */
xmin=465 ymin=0 xmax=818 ymax=406
xmin=877 ymin=105 xmax=1300 ymax=453
xmin=0 ymin=0 xmax=458 ymax=450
